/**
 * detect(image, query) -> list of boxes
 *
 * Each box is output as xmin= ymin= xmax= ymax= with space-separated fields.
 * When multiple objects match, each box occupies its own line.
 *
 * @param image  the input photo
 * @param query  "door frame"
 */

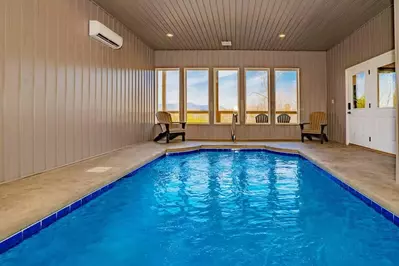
xmin=345 ymin=50 xmax=395 ymax=146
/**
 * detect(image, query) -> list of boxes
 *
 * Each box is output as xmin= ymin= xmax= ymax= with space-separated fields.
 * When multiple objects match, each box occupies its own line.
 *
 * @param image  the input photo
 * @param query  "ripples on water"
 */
xmin=1 ymin=151 xmax=399 ymax=266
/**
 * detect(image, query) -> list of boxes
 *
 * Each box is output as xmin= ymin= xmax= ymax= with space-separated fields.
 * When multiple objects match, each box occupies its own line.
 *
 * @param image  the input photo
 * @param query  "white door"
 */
xmin=346 ymin=50 xmax=396 ymax=154
xmin=347 ymin=66 xmax=371 ymax=148
xmin=369 ymin=52 xmax=396 ymax=154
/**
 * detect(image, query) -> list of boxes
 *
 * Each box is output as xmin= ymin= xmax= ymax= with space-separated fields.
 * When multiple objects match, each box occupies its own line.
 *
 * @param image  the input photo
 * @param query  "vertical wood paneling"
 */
xmin=394 ymin=0 xmax=399 ymax=183
xmin=82 ymin=0 xmax=90 ymax=159
xmin=326 ymin=7 xmax=394 ymax=143
xmin=74 ymin=0 xmax=83 ymax=161
xmin=20 ymin=0 xmax=35 ymax=176
xmin=0 ymin=0 xmax=5 ymax=182
xmin=4 ymin=0 xmax=22 ymax=180
xmin=56 ymin=0 xmax=67 ymax=166
xmin=0 ymin=0 xmax=155 ymax=183
xmin=96 ymin=6 xmax=104 ymax=153
xmin=65 ymin=0 xmax=75 ymax=164
xmin=45 ymin=0 xmax=58 ymax=169
xmin=154 ymin=50 xmax=327 ymax=140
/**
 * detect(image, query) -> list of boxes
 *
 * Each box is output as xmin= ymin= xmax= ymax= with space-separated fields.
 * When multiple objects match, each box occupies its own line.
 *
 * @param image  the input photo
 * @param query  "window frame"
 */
xmin=184 ymin=68 xmax=211 ymax=125
xmin=274 ymin=68 xmax=301 ymax=125
xmin=352 ymin=71 xmax=366 ymax=109
xmin=155 ymin=68 xmax=181 ymax=123
xmin=213 ymin=67 xmax=240 ymax=125
xmin=377 ymin=64 xmax=396 ymax=109
xmin=244 ymin=68 xmax=271 ymax=125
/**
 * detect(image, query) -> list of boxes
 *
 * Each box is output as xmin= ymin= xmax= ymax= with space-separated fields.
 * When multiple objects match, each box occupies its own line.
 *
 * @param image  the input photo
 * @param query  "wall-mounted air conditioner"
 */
xmin=89 ymin=20 xmax=123 ymax=49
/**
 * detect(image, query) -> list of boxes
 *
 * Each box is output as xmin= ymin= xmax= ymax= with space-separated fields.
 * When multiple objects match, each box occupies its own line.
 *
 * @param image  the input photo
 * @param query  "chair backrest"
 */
xmin=309 ymin=112 xmax=327 ymax=130
xmin=156 ymin=111 xmax=172 ymax=132
xmin=277 ymin=114 xmax=291 ymax=123
xmin=255 ymin=114 xmax=269 ymax=123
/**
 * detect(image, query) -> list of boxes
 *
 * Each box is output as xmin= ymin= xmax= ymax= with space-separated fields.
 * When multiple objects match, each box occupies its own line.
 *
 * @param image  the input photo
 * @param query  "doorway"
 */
xmin=345 ymin=50 xmax=396 ymax=154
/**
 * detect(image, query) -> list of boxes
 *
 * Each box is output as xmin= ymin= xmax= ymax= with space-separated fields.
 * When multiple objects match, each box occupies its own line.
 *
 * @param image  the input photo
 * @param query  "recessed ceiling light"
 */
xmin=279 ymin=33 xmax=286 ymax=38
xmin=166 ymin=33 xmax=174 ymax=38
xmin=221 ymin=41 xmax=232 ymax=46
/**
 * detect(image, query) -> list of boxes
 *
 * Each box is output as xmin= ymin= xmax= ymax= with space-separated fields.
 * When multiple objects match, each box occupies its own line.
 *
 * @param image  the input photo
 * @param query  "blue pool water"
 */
xmin=1 ymin=150 xmax=399 ymax=266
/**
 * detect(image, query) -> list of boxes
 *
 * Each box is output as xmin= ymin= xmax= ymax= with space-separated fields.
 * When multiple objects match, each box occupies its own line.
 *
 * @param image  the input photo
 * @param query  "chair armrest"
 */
xmin=171 ymin=121 xmax=186 ymax=129
xmin=157 ymin=122 xmax=170 ymax=132
xmin=299 ymin=122 xmax=309 ymax=130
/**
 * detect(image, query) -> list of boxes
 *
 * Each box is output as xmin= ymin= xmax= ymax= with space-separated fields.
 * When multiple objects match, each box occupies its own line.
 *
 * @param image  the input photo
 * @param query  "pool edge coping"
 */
xmin=1 ymin=144 xmax=398 ymax=254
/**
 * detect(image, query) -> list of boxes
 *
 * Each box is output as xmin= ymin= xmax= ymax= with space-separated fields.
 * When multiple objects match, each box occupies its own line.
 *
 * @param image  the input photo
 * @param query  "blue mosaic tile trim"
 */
xmin=199 ymin=147 xmax=300 ymax=157
xmin=1 ymin=149 xmax=399 ymax=255
xmin=0 ymin=155 xmax=167 ymax=255
xmin=166 ymin=149 xmax=200 ymax=156
xmin=0 ymin=181 xmax=115 ymax=254
xmin=303 ymin=156 xmax=399 ymax=227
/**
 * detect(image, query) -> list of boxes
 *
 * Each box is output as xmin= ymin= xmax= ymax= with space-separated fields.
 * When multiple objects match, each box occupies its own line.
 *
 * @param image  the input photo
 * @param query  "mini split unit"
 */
xmin=89 ymin=20 xmax=123 ymax=49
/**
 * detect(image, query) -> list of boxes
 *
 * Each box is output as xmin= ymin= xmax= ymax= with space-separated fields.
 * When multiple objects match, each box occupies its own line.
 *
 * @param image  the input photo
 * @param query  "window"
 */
xmin=245 ymin=69 xmax=270 ymax=124
xmin=352 ymin=72 xmax=365 ymax=109
xmin=185 ymin=69 xmax=209 ymax=124
xmin=378 ymin=63 xmax=396 ymax=108
xmin=275 ymin=69 xmax=300 ymax=124
xmin=214 ymin=68 xmax=239 ymax=123
xmin=156 ymin=69 xmax=180 ymax=121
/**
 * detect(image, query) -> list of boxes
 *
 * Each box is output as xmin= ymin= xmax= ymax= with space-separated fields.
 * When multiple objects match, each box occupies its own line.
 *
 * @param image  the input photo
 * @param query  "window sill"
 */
xmin=275 ymin=123 xmax=300 ymax=126
xmin=214 ymin=123 xmax=241 ymax=125
xmin=245 ymin=123 xmax=271 ymax=126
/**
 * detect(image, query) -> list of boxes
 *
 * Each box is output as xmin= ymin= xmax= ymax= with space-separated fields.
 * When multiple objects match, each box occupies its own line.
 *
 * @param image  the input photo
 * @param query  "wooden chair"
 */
xmin=277 ymin=114 xmax=291 ymax=123
xmin=154 ymin=111 xmax=186 ymax=143
xmin=300 ymin=112 xmax=328 ymax=144
xmin=255 ymin=113 xmax=269 ymax=123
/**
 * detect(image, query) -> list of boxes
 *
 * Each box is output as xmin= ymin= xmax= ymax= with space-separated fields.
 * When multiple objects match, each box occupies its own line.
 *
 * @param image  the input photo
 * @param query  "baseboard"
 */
xmin=348 ymin=143 xmax=396 ymax=157
xmin=187 ymin=139 xmax=301 ymax=142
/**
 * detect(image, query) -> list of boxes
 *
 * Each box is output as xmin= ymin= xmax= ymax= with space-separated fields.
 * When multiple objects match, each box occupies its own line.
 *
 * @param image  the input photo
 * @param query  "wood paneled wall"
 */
xmin=326 ymin=7 xmax=394 ymax=143
xmin=394 ymin=0 xmax=399 ymax=183
xmin=0 ymin=0 xmax=155 ymax=183
xmin=155 ymin=50 xmax=327 ymax=140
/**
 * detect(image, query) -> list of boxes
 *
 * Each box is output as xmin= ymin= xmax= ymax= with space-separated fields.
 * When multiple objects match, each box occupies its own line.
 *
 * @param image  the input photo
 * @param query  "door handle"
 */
xmin=347 ymin=111 xmax=351 ymax=114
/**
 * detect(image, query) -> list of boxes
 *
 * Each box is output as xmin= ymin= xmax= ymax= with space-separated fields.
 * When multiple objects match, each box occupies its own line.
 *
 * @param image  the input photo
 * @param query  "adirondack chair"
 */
xmin=277 ymin=114 xmax=291 ymax=123
xmin=300 ymin=112 xmax=328 ymax=144
xmin=255 ymin=113 xmax=269 ymax=123
xmin=154 ymin=111 xmax=186 ymax=143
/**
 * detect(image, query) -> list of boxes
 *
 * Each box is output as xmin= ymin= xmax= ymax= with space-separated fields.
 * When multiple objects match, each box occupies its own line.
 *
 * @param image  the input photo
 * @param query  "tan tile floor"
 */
xmin=0 ymin=140 xmax=398 ymax=241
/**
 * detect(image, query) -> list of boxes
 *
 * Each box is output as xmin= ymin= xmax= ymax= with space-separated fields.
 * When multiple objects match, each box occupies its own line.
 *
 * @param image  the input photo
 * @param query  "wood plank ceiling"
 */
xmin=94 ymin=0 xmax=393 ymax=51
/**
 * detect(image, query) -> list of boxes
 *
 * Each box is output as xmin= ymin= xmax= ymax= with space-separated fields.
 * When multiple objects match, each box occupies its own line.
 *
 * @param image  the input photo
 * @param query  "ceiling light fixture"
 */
xmin=221 ymin=41 xmax=232 ymax=46
xmin=166 ymin=33 xmax=174 ymax=38
xmin=279 ymin=33 xmax=286 ymax=38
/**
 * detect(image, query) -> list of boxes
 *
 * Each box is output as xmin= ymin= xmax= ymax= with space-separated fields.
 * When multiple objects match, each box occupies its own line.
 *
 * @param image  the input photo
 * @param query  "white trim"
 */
xmin=154 ymin=68 xmax=180 ymax=123
xmin=274 ymin=68 xmax=301 ymax=125
xmin=213 ymin=68 xmax=240 ymax=125
xmin=244 ymin=68 xmax=271 ymax=125
xmin=184 ymin=68 xmax=210 ymax=125
xmin=345 ymin=50 xmax=396 ymax=152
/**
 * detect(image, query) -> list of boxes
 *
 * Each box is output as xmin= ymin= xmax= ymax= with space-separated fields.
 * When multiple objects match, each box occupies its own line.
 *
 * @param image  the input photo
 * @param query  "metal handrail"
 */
xmin=231 ymin=113 xmax=238 ymax=142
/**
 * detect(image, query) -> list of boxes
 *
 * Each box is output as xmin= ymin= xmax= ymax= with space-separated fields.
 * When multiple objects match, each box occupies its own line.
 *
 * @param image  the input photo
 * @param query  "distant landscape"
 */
xmin=167 ymin=103 xmax=209 ymax=111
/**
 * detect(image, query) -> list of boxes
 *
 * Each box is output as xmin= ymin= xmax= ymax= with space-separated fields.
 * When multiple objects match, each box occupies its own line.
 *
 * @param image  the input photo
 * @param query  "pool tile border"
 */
xmin=1 ymin=146 xmax=399 ymax=255
xmin=0 ymin=154 xmax=166 ymax=255
xmin=305 ymin=157 xmax=399 ymax=223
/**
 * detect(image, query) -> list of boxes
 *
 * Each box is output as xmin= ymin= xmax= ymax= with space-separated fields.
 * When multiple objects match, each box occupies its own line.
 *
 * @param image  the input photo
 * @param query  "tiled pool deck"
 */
xmin=0 ymin=141 xmax=398 ymax=246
